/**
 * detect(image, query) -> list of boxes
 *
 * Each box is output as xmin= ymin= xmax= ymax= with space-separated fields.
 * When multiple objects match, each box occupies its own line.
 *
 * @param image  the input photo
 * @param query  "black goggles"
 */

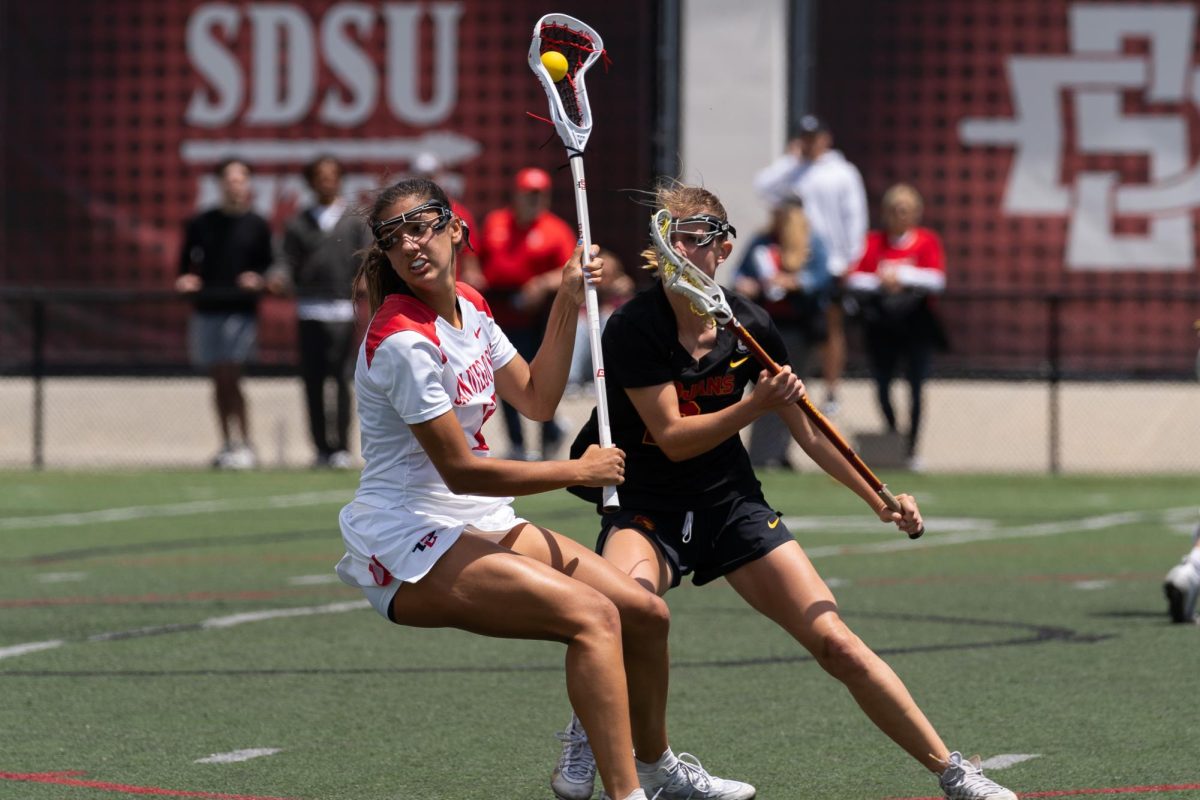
xmin=372 ymin=201 xmax=455 ymax=250
xmin=668 ymin=214 xmax=737 ymax=247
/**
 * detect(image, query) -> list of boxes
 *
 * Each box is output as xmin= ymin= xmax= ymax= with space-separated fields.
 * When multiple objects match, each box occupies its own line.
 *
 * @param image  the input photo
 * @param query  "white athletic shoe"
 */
xmin=551 ymin=715 xmax=597 ymax=800
xmin=214 ymin=445 xmax=257 ymax=470
xmin=938 ymin=752 xmax=1017 ymax=800
xmin=327 ymin=449 xmax=355 ymax=470
xmin=637 ymin=752 xmax=755 ymax=800
xmin=1164 ymin=562 xmax=1200 ymax=624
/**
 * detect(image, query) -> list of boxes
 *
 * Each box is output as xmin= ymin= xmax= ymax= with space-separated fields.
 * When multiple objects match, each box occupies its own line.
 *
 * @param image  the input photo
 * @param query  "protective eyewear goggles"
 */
xmin=372 ymin=201 xmax=455 ymax=250
xmin=668 ymin=214 xmax=737 ymax=247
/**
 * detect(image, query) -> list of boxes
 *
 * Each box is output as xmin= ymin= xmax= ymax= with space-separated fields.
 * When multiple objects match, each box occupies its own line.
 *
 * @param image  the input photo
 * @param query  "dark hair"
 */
xmin=303 ymin=154 xmax=343 ymax=187
xmin=213 ymin=156 xmax=250 ymax=178
xmin=354 ymin=177 xmax=453 ymax=313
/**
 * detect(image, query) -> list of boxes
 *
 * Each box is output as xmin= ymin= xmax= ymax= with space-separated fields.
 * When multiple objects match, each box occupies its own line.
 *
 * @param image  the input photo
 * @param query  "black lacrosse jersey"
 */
xmin=569 ymin=282 xmax=789 ymax=511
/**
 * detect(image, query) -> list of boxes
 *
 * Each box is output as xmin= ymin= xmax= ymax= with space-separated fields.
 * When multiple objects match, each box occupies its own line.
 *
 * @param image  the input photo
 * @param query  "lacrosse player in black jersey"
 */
xmin=550 ymin=184 xmax=1016 ymax=800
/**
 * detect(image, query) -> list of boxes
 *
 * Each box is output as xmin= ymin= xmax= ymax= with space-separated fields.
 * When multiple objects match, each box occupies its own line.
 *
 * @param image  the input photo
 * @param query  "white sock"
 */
xmin=622 ymin=790 xmax=649 ymax=800
xmin=636 ymin=747 xmax=676 ymax=771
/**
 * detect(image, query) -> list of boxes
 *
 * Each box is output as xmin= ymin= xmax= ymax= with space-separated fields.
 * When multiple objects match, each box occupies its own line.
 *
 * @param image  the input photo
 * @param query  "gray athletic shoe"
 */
xmin=551 ymin=715 xmax=596 ymax=800
xmin=637 ymin=752 xmax=755 ymax=800
xmin=939 ymin=752 xmax=1017 ymax=800
xmin=1164 ymin=562 xmax=1200 ymax=623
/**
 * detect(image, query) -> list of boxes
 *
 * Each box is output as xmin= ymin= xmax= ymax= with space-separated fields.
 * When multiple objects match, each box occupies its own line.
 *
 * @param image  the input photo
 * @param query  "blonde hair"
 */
xmin=775 ymin=205 xmax=811 ymax=273
xmin=882 ymin=183 xmax=923 ymax=216
xmin=639 ymin=179 xmax=730 ymax=275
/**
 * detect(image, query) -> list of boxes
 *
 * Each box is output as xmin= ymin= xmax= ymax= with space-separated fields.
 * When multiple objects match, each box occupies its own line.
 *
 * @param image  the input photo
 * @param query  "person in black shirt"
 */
xmin=551 ymin=183 xmax=1017 ymax=800
xmin=177 ymin=157 xmax=273 ymax=469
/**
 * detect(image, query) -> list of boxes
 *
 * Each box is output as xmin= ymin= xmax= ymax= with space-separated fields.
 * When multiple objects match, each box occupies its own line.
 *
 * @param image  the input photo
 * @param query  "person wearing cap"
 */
xmin=753 ymin=114 xmax=869 ymax=416
xmin=477 ymin=166 xmax=577 ymax=460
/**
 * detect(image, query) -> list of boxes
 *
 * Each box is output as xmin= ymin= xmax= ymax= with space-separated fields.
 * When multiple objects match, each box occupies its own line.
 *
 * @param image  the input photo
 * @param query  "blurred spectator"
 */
xmin=845 ymin=184 xmax=948 ymax=471
xmin=267 ymin=155 xmax=372 ymax=469
xmin=568 ymin=247 xmax=635 ymax=392
xmin=477 ymin=167 xmax=576 ymax=459
xmin=754 ymin=114 xmax=868 ymax=415
xmin=1164 ymin=514 xmax=1200 ymax=624
xmin=733 ymin=197 xmax=833 ymax=468
xmin=176 ymin=157 xmax=273 ymax=470
xmin=410 ymin=151 xmax=485 ymax=290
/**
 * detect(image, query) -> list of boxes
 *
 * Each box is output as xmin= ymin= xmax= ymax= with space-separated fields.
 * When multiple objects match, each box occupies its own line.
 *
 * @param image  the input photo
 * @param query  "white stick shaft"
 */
xmin=569 ymin=155 xmax=618 ymax=511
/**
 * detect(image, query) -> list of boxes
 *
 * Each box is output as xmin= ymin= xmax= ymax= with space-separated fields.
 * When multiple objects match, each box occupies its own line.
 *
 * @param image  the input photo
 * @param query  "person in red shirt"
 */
xmin=478 ymin=167 xmax=578 ymax=460
xmin=845 ymin=184 xmax=948 ymax=470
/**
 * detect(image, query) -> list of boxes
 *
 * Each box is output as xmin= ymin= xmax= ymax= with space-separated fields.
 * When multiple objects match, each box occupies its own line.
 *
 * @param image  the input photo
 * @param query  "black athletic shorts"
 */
xmin=597 ymin=494 xmax=794 ymax=588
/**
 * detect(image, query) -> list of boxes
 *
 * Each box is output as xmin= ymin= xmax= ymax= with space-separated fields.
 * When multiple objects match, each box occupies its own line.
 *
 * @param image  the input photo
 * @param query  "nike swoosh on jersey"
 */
xmin=730 ymin=356 xmax=750 ymax=369
xmin=767 ymin=517 xmax=780 ymax=529
xmin=473 ymin=327 xmax=481 ymax=338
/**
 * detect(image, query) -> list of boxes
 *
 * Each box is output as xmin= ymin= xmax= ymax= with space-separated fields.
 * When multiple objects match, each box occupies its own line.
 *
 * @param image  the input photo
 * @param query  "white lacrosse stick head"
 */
xmin=648 ymin=209 xmax=734 ymax=326
xmin=529 ymin=14 xmax=603 ymax=153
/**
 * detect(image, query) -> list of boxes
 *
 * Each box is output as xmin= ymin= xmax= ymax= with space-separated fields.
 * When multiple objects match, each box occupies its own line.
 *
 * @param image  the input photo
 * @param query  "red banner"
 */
xmin=2 ymin=1 xmax=658 ymax=365
xmin=816 ymin=0 xmax=1200 ymax=373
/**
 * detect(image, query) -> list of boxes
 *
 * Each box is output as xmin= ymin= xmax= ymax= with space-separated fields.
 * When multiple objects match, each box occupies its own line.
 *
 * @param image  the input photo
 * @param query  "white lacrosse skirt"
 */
xmin=336 ymin=500 xmax=527 ymax=619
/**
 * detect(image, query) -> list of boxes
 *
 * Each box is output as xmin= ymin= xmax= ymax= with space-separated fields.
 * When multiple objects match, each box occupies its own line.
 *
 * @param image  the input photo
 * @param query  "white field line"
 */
xmin=195 ymin=748 xmax=282 ymax=764
xmin=35 ymin=571 xmax=88 ymax=583
xmin=0 ymin=490 xmax=349 ymax=531
xmin=786 ymin=516 xmax=995 ymax=534
xmin=980 ymin=754 xmax=1042 ymax=770
xmin=0 ymin=600 xmax=369 ymax=662
xmin=0 ymin=640 xmax=65 ymax=660
xmin=795 ymin=508 xmax=1196 ymax=559
xmin=1072 ymin=580 xmax=1114 ymax=590
xmin=288 ymin=574 xmax=342 ymax=586
xmin=201 ymin=601 xmax=368 ymax=629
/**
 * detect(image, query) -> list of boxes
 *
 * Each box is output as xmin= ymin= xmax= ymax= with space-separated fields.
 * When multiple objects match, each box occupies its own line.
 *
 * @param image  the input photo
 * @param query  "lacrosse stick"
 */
xmin=649 ymin=209 xmax=924 ymax=538
xmin=529 ymin=13 xmax=619 ymax=511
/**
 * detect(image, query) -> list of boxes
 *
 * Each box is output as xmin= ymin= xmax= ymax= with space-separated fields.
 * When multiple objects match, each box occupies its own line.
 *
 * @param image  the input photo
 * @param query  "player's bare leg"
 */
xmin=504 ymin=523 xmax=671 ymax=759
xmin=389 ymin=532 xmax=642 ymax=800
xmin=725 ymin=540 xmax=950 ymax=772
xmin=533 ymin=525 xmax=755 ymax=800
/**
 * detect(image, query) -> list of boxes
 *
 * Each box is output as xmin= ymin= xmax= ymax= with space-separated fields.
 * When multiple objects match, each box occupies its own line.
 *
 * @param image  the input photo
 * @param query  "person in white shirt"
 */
xmin=1164 ymin=513 xmax=1200 ymax=623
xmin=754 ymin=115 xmax=869 ymax=415
xmin=336 ymin=176 xmax=668 ymax=800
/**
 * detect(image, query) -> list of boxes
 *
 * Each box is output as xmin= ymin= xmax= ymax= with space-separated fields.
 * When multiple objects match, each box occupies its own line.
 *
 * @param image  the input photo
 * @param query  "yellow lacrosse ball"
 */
xmin=541 ymin=51 xmax=569 ymax=82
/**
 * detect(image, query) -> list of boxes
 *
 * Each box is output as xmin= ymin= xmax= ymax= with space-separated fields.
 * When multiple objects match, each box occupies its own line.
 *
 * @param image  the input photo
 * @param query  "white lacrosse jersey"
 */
xmin=353 ymin=283 xmax=518 ymax=519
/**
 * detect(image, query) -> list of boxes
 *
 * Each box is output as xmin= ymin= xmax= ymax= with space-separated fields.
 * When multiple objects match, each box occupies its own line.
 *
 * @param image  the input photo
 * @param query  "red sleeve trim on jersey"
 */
xmin=455 ymin=282 xmax=494 ymax=317
xmin=365 ymin=293 xmax=445 ymax=368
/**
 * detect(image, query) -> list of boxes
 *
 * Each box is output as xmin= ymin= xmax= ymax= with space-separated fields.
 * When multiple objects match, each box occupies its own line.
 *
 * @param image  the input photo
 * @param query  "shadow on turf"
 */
xmin=0 ymin=611 xmax=1115 ymax=679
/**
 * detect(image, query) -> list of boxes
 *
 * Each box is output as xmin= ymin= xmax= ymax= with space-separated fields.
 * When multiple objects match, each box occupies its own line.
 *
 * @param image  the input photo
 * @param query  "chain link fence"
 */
xmin=1 ymin=288 xmax=1197 ymax=473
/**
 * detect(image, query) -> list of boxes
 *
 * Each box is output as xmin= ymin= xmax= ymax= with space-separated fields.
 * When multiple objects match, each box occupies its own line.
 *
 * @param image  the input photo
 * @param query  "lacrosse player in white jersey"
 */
xmin=337 ymin=176 xmax=705 ymax=800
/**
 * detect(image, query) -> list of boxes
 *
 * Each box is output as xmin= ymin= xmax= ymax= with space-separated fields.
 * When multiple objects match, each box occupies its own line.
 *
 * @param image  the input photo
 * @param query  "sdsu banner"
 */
xmin=2 ymin=1 xmax=658 ymax=365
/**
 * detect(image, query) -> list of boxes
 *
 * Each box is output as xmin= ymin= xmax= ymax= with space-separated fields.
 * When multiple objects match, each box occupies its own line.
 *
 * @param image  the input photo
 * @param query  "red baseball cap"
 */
xmin=514 ymin=167 xmax=552 ymax=192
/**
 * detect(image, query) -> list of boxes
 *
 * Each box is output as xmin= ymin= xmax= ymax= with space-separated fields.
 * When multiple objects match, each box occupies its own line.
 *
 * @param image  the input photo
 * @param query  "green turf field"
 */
xmin=1 ymin=469 xmax=1196 ymax=800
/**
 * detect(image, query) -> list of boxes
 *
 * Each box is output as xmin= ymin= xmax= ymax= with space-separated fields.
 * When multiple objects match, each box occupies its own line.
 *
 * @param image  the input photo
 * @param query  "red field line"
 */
xmin=0 ymin=770 xmax=303 ymax=799
xmin=0 ymin=586 xmax=356 ymax=608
